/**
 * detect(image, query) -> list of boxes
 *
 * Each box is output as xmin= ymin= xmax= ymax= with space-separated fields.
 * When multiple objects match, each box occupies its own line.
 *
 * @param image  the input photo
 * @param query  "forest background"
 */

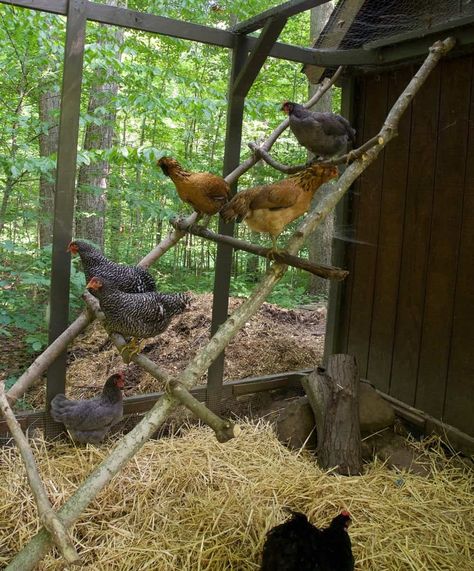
xmin=0 ymin=0 xmax=339 ymax=387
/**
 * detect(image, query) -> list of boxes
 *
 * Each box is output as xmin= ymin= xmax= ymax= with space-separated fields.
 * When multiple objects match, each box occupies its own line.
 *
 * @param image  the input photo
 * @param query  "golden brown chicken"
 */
xmin=157 ymin=156 xmax=230 ymax=215
xmin=220 ymin=163 xmax=338 ymax=251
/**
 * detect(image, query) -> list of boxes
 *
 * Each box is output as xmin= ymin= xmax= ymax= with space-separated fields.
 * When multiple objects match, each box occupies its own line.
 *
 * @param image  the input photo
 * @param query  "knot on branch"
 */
xmin=430 ymin=37 xmax=456 ymax=54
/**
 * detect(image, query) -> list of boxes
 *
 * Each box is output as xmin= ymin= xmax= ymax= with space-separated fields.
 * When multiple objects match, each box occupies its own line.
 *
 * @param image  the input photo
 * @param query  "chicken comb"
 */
xmin=341 ymin=510 xmax=351 ymax=518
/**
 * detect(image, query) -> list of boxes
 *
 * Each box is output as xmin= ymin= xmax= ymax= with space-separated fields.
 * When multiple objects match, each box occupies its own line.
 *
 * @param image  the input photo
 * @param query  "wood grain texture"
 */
xmin=346 ymin=73 xmax=389 ymax=376
xmin=367 ymin=67 xmax=413 ymax=393
xmin=390 ymin=66 xmax=441 ymax=405
xmin=443 ymin=55 xmax=474 ymax=436
xmin=415 ymin=56 xmax=471 ymax=419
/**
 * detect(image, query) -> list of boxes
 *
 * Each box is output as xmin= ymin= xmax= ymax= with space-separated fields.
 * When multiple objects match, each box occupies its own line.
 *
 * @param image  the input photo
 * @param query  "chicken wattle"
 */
xmin=50 ymin=372 xmax=125 ymax=444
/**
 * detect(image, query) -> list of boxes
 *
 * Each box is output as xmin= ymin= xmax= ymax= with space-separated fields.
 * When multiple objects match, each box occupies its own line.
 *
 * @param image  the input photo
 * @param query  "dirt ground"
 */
xmin=23 ymin=293 xmax=326 ymax=409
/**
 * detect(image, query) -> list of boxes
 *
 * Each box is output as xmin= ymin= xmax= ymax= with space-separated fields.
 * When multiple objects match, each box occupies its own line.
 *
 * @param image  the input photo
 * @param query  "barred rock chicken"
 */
xmin=68 ymin=240 xmax=156 ymax=293
xmin=282 ymin=101 xmax=356 ymax=159
xmin=261 ymin=511 xmax=354 ymax=571
xmin=157 ymin=156 xmax=230 ymax=215
xmin=50 ymin=372 xmax=125 ymax=444
xmin=86 ymin=276 xmax=190 ymax=356
xmin=220 ymin=163 xmax=338 ymax=252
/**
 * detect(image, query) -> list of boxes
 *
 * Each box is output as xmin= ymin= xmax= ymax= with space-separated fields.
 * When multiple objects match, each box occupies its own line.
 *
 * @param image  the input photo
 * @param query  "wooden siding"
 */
xmin=334 ymin=54 xmax=474 ymax=437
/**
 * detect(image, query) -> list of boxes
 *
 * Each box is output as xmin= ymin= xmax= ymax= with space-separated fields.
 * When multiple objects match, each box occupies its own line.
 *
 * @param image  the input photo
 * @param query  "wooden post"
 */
xmin=46 ymin=0 xmax=87 ymax=436
xmin=302 ymin=354 xmax=362 ymax=475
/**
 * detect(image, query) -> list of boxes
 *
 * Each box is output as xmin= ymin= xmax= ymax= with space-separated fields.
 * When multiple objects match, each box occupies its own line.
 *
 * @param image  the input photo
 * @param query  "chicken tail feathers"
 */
xmin=335 ymin=114 xmax=356 ymax=145
xmin=49 ymin=394 xmax=69 ymax=422
xmin=220 ymin=191 xmax=255 ymax=223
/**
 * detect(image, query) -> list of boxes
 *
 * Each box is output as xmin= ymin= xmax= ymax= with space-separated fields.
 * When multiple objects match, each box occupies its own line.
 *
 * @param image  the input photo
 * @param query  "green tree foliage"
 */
xmin=0 ymin=1 xmax=321 ymax=369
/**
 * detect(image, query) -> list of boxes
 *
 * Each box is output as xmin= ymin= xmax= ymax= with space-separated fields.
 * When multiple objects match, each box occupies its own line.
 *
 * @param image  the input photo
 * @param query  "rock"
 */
xmin=274 ymin=381 xmax=395 ymax=450
xmin=362 ymin=432 xmax=431 ymax=476
xmin=359 ymin=381 xmax=395 ymax=435
xmin=275 ymin=397 xmax=317 ymax=450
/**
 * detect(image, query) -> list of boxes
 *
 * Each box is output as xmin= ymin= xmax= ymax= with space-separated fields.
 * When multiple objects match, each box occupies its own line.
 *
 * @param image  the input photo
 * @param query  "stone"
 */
xmin=275 ymin=397 xmax=317 ymax=450
xmin=274 ymin=381 xmax=395 ymax=450
xmin=362 ymin=432 xmax=431 ymax=476
xmin=359 ymin=381 xmax=395 ymax=435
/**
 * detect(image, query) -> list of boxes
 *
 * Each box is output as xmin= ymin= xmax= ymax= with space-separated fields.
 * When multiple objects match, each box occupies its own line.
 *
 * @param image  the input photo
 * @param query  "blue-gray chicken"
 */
xmin=50 ymin=372 xmax=125 ymax=444
xmin=282 ymin=101 xmax=356 ymax=159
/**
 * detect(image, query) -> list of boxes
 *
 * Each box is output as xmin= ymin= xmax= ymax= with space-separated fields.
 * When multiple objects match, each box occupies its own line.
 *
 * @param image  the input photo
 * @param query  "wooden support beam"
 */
xmin=0 ymin=0 xmax=384 ymax=67
xmin=46 ymin=0 xmax=87 ymax=437
xmin=324 ymin=77 xmax=355 ymax=360
xmin=207 ymin=37 xmax=247 ymax=414
xmin=232 ymin=16 xmax=287 ymax=97
xmin=232 ymin=0 xmax=330 ymax=34
xmin=171 ymin=219 xmax=349 ymax=281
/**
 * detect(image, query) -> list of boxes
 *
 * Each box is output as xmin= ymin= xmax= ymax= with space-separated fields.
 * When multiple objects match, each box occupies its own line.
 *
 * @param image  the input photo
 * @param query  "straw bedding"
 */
xmin=1 ymin=421 xmax=473 ymax=570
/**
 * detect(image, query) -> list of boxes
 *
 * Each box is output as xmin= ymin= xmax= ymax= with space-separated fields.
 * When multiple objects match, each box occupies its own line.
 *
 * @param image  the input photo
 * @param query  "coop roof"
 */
xmin=304 ymin=0 xmax=474 ymax=83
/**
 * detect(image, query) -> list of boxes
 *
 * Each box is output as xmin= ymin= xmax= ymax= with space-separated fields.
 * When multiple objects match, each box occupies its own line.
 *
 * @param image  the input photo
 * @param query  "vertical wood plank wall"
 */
xmin=335 ymin=54 xmax=474 ymax=437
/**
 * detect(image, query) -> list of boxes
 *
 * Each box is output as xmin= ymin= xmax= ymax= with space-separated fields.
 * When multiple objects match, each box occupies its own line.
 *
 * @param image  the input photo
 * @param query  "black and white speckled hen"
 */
xmin=261 ymin=510 xmax=354 ymax=571
xmin=50 ymin=372 xmax=125 ymax=444
xmin=86 ymin=276 xmax=190 ymax=349
xmin=282 ymin=101 xmax=356 ymax=159
xmin=68 ymin=239 xmax=156 ymax=293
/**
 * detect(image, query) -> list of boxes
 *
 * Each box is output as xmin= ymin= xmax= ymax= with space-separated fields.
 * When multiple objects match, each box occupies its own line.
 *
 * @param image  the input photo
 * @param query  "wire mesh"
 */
xmin=317 ymin=0 xmax=474 ymax=51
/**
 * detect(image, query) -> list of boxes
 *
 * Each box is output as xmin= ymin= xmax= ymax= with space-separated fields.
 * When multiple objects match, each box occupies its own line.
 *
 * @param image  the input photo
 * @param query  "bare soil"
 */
xmin=23 ymin=294 xmax=326 ymax=409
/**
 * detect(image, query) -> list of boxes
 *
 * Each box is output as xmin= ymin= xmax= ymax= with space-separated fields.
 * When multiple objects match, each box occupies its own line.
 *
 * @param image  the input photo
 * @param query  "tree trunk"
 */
xmin=307 ymin=1 xmax=334 ymax=297
xmin=75 ymin=1 xmax=123 ymax=248
xmin=302 ymin=354 xmax=362 ymax=475
xmin=38 ymin=89 xmax=60 ymax=247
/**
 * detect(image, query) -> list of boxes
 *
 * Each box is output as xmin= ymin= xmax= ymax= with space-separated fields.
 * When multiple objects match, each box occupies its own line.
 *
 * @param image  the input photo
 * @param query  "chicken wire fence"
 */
xmin=0 ymin=412 xmax=148 ymax=447
xmin=316 ymin=0 xmax=473 ymax=52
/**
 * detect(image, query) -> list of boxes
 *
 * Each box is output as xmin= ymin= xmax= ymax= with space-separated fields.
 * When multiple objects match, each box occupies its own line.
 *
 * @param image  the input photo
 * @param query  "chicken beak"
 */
xmin=86 ymin=278 xmax=99 ymax=290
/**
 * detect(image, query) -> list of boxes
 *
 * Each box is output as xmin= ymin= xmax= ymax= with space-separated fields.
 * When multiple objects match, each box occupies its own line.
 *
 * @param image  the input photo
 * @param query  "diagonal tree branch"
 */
xmin=6 ymin=38 xmax=455 ymax=571
xmin=82 ymin=292 xmax=239 ymax=443
xmin=0 ymin=383 xmax=80 ymax=566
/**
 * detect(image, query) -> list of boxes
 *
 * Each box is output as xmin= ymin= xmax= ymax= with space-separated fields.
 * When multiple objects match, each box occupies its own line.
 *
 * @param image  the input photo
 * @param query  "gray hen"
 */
xmin=282 ymin=101 xmax=356 ymax=159
xmin=50 ymin=372 xmax=125 ymax=444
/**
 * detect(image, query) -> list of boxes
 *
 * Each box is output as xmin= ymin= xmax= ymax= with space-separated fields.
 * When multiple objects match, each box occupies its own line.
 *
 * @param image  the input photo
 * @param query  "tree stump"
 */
xmin=302 ymin=354 xmax=362 ymax=475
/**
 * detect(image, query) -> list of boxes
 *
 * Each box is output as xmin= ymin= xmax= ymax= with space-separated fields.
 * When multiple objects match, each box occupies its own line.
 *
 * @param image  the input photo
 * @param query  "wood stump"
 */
xmin=302 ymin=354 xmax=362 ymax=475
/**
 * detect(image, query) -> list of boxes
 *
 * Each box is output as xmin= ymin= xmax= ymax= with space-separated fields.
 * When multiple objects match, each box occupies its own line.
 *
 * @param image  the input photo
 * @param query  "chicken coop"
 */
xmin=0 ymin=0 xmax=473 ymax=457
xmin=308 ymin=0 xmax=474 ymax=453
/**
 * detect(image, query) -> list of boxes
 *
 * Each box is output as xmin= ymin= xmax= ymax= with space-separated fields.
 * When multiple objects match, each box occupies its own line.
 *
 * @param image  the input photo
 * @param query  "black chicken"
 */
xmin=86 ymin=276 xmax=190 ymax=354
xmin=282 ymin=101 xmax=356 ymax=159
xmin=68 ymin=240 xmax=156 ymax=293
xmin=50 ymin=372 xmax=125 ymax=444
xmin=261 ymin=510 xmax=354 ymax=571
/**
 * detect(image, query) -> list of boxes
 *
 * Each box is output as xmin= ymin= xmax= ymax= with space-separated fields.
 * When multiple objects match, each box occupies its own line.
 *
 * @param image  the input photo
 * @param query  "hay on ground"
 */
xmin=0 ymin=422 xmax=473 ymax=570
